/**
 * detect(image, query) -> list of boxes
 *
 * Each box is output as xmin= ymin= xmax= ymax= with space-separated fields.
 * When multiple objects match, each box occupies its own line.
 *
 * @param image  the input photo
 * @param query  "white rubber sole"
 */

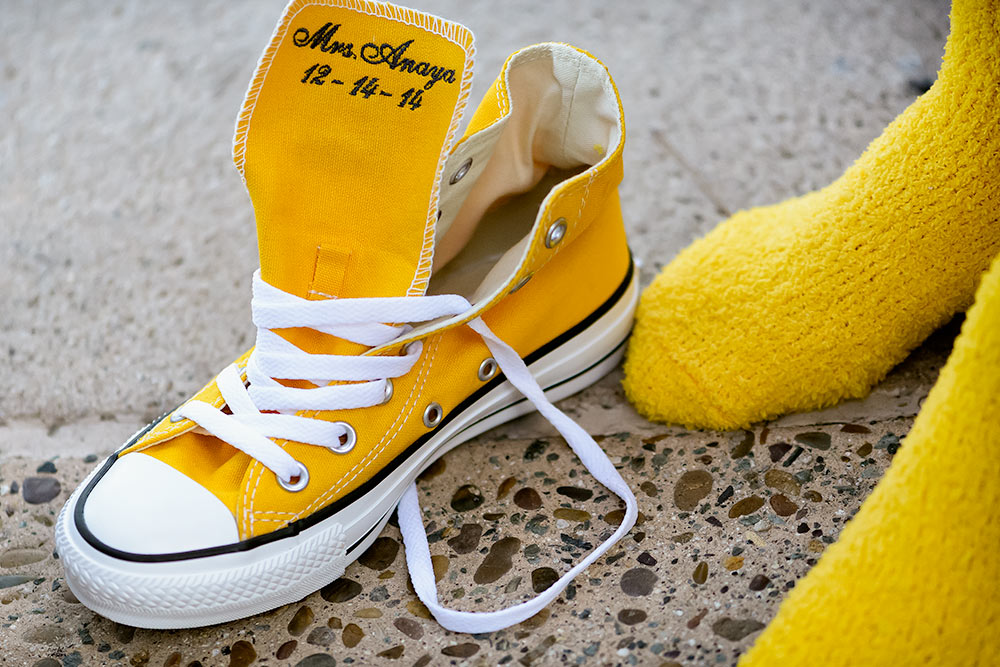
xmin=55 ymin=270 xmax=638 ymax=629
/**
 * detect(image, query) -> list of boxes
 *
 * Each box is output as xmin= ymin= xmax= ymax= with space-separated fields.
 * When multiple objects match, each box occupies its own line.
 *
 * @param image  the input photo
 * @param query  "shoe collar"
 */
xmin=376 ymin=42 xmax=626 ymax=354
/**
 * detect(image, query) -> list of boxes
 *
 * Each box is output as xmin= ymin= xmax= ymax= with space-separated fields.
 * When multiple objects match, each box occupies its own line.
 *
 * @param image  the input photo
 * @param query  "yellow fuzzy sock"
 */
xmin=624 ymin=0 xmax=1000 ymax=429
xmin=739 ymin=252 xmax=1000 ymax=666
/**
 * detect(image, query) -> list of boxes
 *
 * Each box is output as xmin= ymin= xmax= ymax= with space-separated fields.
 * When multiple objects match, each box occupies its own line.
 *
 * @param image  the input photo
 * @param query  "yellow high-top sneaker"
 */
xmin=55 ymin=0 xmax=637 ymax=632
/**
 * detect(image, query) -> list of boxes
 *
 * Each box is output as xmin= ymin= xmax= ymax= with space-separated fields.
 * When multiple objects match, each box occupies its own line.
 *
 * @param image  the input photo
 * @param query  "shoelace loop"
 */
xmin=177 ymin=271 xmax=468 ymax=483
xmin=178 ymin=270 xmax=638 ymax=633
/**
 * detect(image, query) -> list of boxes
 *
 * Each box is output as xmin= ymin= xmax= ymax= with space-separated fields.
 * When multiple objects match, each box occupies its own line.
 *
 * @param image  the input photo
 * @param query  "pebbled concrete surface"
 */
xmin=1 ymin=0 xmax=953 ymax=665
xmin=0 ymin=419 xmax=916 ymax=667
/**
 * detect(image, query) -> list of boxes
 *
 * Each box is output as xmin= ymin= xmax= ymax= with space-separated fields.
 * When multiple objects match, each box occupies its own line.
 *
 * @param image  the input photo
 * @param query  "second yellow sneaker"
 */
xmin=56 ymin=0 xmax=637 ymax=631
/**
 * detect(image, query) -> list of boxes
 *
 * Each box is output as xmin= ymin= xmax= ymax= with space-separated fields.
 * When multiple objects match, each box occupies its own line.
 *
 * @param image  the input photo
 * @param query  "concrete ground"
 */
xmin=0 ymin=0 xmax=953 ymax=665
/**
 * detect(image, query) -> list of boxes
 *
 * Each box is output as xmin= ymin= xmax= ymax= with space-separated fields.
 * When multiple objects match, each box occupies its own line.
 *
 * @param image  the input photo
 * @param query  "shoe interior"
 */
xmin=428 ymin=167 xmax=584 ymax=298
xmin=428 ymin=43 xmax=622 ymax=302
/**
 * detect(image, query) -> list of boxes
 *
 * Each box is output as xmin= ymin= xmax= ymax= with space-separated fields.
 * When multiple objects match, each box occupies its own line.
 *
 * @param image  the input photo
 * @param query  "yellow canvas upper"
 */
xmin=118 ymin=1 xmax=630 ymax=541
xmin=239 ymin=0 xmax=474 ymax=304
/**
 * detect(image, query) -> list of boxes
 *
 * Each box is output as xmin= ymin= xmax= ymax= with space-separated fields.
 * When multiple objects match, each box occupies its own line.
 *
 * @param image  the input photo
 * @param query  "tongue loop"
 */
xmin=307 ymin=245 xmax=351 ymax=300
xmin=235 ymin=0 xmax=474 ymax=306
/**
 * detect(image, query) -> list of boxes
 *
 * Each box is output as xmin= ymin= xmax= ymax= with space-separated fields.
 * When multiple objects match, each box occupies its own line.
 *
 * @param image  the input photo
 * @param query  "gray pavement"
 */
xmin=1 ymin=0 xmax=949 ymax=430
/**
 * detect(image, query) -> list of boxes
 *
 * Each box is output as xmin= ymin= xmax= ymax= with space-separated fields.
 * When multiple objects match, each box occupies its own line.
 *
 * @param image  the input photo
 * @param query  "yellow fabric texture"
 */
xmin=623 ymin=0 xmax=1000 ymax=429
xmin=238 ymin=0 xmax=473 ymax=304
xmin=740 ymin=252 xmax=1000 ymax=666
xmin=124 ymin=25 xmax=631 ymax=541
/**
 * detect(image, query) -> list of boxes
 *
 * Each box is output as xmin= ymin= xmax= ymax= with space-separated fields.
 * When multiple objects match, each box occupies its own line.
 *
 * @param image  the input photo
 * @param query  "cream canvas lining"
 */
xmin=429 ymin=43 xmax=622 ymax=301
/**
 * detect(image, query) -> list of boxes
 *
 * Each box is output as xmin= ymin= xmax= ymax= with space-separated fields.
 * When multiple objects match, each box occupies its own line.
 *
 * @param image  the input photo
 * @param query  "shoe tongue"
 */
xmin=236 ymin=1 xmax=473 ymax=304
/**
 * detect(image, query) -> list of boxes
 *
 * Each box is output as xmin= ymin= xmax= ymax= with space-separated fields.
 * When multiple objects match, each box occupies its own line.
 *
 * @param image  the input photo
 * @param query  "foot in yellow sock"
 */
xmin=624 ymin=0 xmax=1000 ymax=429
xmin=739 ymin=252 xmax=1000 ymax=665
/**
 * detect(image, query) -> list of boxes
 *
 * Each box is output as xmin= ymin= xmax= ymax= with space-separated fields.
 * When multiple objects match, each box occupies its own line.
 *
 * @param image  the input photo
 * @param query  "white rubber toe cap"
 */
xmin=82 ymin=453 xmax=239 ymax=554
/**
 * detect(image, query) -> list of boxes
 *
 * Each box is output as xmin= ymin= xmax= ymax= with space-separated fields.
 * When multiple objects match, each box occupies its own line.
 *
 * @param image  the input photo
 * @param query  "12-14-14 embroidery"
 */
xmin=300 ymin=64 xmax=425 ymax=110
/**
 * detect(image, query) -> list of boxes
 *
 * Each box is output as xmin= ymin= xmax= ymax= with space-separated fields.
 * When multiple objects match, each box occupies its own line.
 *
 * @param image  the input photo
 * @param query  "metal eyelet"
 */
xmin=423 ymin=402 xmax=443 ymax=428
xmin=508 ymin=273 xmax=533 ymax=294
xmin=380 ymin=378 xmax=394 ymax=405
xmin=401 ymin=340 xmax=422 ymax=357
xmin=328 ymin=422 xmax=357 ymax=454
xmin=277 ymin=461 xmax=310 ymax=492
xmin=477 ymin=358 xmax=498 ymax=382
xmin=449 ymin=157 xmax=473 ymax=184
xmin=544 ymin=218 xmax=567 ymax=248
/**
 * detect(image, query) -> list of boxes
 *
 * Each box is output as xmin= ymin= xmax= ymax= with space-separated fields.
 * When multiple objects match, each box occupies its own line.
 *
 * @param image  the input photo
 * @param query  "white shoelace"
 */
xmin=178 ymin=270 xmax=638 ymax=633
